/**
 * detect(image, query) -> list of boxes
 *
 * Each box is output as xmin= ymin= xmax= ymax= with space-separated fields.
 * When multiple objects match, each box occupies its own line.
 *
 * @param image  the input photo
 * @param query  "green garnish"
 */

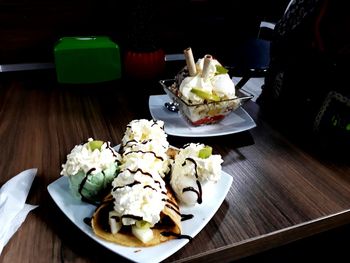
xmin=215 ymin=65 xmax=229 ymax=75
xmin=198 ymin=146 xmax=213 ymax=159
xmin=191 ymin=88 xmax=220 ymax=102
xmin=88 ymin=140 xmax=104 ymax=151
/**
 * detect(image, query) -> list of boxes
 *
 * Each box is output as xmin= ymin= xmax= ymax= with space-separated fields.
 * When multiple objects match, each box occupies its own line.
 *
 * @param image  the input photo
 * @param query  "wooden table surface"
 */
xmin=0 ymin=71 xmax=349 ymax=263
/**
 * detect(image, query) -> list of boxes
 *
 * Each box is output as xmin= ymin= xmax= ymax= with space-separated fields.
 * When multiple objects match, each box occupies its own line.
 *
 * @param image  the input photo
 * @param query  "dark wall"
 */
xmin=0 ymin=0 xmax=129 ymax=63
xmin=0 ymin=0 xmax=289 ymax=64
xmin=156 ymin=0 xmax=289 ymax=56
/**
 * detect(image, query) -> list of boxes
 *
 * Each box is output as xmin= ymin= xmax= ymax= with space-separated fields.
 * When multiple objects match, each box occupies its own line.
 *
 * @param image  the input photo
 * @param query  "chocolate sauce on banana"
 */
xmin=182 ymin=158 xmax=203 ymax=204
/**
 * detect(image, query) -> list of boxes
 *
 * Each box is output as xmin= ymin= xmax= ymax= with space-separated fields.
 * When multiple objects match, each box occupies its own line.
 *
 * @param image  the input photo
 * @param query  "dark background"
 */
xmin=0 ymin=0 xmax=289 ymax=64
xmin=2 ymin=1 xmax=350 ymax=262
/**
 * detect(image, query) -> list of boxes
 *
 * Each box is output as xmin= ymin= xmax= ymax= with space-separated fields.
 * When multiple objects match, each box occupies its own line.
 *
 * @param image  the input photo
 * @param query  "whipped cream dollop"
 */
xmin=110 ymin=119 xmax=171 ymax=227
xmin=196 ymin=57 xmax=221 ymax=79
xmin=121 ymin=150 xmax=170 ymax=178
xmin=121 ymin=119 xmax=170 ymax=177
xmin=170 ymin=143 xmax=223 ymax=206
xmin=211 ymin=74 xmax=236 ymax=98
xmin=179 ymin=76 xmax=214 ymax=104
xmin=111 ymin=168 xmax=166 ymax=226
xmin=179 ymin=57 xmax=236 ymax=104
xmin=121 ymin=119 xmax=169 ymax=154
xmin=61 ymin=138 xmax=120 ymax=176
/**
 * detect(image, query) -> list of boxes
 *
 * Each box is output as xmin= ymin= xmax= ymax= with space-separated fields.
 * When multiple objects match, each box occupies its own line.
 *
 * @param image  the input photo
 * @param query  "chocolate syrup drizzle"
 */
xmin=83 ymin=217 xmax=92 ymax=227
xmin=125 ymin=150 xmax=164 ymax=161
xmin=163 ymin=203 xmax=193 ymax=222
xmin=151 ymin=119 xmax=164 ymax=129
xmin=113 ymin=180 xmax=141 ymax=191
xmin=112 ymin=165 xmax=193 ymax=226
xmin=161 ymin=231 xmax=192 ymax=241
xmin=77 ymin=139 xmax=120 ymax=206
xmin=181 ymin=158 xmax=203 ymax=204
xmin=78 ymin=168 xmax=99 ymax=205
xmin=106 ymin=142 xmax=118 ymax=158
xmin=125 ymin=168 xmax=163 ymax=189
xmin=144 ymin=185 xmax=157 ymax=191
xmin=122 ymin=139 xmax=138 ymax=149
xmin=181 ymin=213 xmax=194 ymax=221
xmin=141 ymin=139 xmax=153 ymax=144
xmin=87 ymin=128 xmax=196 ymax=240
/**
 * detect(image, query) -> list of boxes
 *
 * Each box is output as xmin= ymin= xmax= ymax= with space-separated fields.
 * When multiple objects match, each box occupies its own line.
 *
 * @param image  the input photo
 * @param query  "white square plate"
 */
xmin=149 ymin=95 xmax=256 ymax=137
xmin=47 ymin=171 xmax=233 ymax=262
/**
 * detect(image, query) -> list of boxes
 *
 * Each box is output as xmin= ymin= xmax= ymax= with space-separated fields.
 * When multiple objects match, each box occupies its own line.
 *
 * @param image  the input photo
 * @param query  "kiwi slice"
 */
xmin=88 ymin=140 xmax=104 ymax=151
xmin=191 ymin=88 xmax=220 ymax=102
xmin=198 ymin=146 xmax=212 ymax=159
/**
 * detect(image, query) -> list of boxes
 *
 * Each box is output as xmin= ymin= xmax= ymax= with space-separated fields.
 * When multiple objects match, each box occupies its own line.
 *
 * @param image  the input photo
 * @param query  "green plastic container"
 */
xmin=54 ymin=36 xmax=121 ymax=83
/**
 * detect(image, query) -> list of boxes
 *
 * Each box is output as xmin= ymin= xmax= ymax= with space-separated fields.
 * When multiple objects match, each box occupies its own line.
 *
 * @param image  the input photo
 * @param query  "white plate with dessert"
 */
xmin=48 ymin=169 xmax=232 ymax=263
xmin=153 ymin=48 xmax=256 ymax=137
xmin=149 ymin=94 xmax=256 ymax=137
xmin=48 ymin=119 xmax=233 ymax=263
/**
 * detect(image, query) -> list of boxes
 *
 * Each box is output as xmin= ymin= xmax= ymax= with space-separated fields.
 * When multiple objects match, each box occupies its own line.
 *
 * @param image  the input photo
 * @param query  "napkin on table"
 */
xmin=0 ymin=168 xmax=39 ymax=254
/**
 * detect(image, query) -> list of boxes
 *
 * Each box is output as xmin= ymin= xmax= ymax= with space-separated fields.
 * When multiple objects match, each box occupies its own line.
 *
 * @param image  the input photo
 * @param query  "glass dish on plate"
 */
xmin=160 ymin=79 xmax=254 ymax=126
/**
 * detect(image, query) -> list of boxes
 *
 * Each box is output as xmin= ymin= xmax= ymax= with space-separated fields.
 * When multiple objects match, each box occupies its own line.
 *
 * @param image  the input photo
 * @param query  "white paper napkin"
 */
xmin=0 ymin=168 xmax=39 ymax=254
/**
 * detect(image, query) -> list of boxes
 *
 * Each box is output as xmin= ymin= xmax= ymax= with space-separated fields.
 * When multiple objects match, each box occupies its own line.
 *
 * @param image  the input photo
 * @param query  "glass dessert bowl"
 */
xmin=160 ymin=79 xmax=253 ymax=126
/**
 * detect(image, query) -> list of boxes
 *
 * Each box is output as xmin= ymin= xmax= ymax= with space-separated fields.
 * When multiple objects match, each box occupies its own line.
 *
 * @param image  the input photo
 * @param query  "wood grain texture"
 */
xmin=0 ymin=72 xmax=349 ymax=263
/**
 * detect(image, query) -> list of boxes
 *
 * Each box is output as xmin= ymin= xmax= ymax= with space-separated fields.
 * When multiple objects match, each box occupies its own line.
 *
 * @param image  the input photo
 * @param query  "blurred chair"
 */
xmin=223 ymin=20 xmax=275 ymax=90
xmin=224 ymin=0 xmax=293 ymax=90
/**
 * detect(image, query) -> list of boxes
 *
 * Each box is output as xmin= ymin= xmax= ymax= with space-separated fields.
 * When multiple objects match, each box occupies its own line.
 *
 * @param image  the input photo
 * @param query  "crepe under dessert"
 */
xmin=167 ymin=48 xmax=240 ymax=126
xmin=170 ymin=143 xmax=223 ymax=206
xmin=80 ymin=119 xmax=225 ymax=247
xmin=60 ymin=138 xmax=121 ymax=203
xmin=92 ymin=119 xmax=183 ymax=246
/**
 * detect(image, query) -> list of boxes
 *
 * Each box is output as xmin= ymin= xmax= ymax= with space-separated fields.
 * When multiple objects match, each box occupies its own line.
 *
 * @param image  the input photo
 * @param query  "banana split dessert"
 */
xmin=60 ymin=119 xmax=225 ymax=247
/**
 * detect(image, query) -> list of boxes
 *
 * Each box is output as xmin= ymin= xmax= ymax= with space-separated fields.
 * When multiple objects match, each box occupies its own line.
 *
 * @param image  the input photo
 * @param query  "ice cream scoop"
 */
xmin=179 ymin=56 xmax=236 ymax=104
xmin=60 ymin=138 xmax=121 ymax=203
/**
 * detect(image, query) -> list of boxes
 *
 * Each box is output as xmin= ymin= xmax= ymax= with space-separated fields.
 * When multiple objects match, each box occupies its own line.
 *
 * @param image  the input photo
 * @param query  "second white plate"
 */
xmin=149 ymin=95 xmax=256 ymax=137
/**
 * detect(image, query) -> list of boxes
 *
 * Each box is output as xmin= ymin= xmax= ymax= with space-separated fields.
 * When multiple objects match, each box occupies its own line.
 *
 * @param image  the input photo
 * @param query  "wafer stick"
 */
xmin=201 ymin=54 xmax=212 ymax=78
xmin=184 ymin=47 xmax=197 ymax=76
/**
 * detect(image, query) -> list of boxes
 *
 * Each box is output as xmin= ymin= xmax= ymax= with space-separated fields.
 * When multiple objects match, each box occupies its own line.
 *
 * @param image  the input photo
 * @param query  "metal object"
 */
xmin=0 ymin=63 xmax=54 ymax=73
xmin=164 ymin=53 xmax=185 ymax=62
xmin=164 ymin=101 xmax=179 ymax=112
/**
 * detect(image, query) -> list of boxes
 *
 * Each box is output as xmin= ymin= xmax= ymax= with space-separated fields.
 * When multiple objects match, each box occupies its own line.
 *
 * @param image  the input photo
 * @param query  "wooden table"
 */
xmin=0 ymin=71 xmax=349 ymax=263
